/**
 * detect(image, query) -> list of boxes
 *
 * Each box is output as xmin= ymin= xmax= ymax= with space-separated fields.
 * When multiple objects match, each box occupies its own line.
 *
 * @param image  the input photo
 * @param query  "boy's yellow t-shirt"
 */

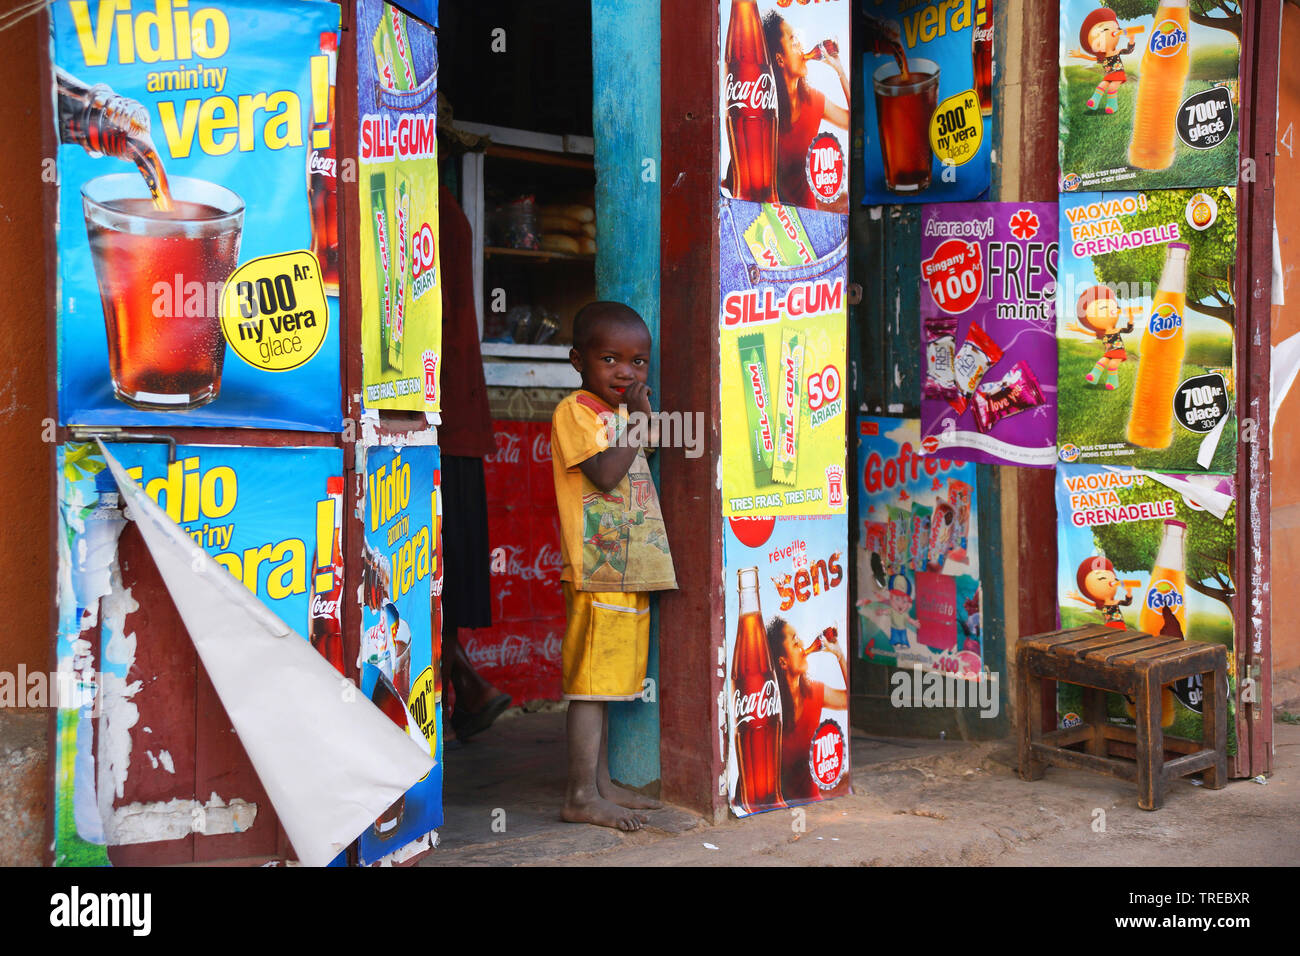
xmin=550 ymin=390 xmax=677 ymax=592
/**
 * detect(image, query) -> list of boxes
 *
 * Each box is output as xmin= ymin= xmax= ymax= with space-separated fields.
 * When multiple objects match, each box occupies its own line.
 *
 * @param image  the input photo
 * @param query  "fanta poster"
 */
xmin=360 ymin=443 xmax=442 ymax=864
xmin=52 ymin=442 xmax=342 ymax=865
xmin=919 ymin=201 xmax=1059 ymax=467
xmin=52 ymin=0 xmax=344 ymax=431
xmin=720 ymin=198 xmax=848 ymax=518
xmin=724 ymin=514 xmax=851 ymax=818
xmin=1057 ymin=187 xmax=1236 ymax=473
xmin=1054 ymin=463 xmax=1236 ymax=750
xmin=855 ymin=417 xmax=982 ymax=675
xmin=859 ymin=0 xmax=994 ymax=205
xmin=358 ymin=0 xmax=443 ymax=413
xmin=720 ymin=0 xmax=852 ymax=215
xmin=1059 ymin=0 xmax=1240 ymax=193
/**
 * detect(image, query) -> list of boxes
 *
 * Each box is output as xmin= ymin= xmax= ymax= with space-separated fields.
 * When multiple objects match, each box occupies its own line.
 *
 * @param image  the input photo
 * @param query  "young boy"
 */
xmin=550 ymin=301 xmax=677 ymax=830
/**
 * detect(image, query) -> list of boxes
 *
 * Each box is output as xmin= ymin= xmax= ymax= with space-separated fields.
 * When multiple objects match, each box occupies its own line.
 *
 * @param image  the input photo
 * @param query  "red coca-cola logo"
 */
xmin=531 ymin=434 xmax=551 ymax=463
xmin=733 ymin=679 xmax=780 ymax=725
xmin=726 ymin=70 xmax=777 ymax=113
xmin=308 ymin=149 xmax=337 ymax=178
xmin=729 ymin=515 xmax=776 ymax=549
xmin=809 ymin=719 xmax=845 ymax=790
xmin=495 ymin=544 xmax=562 ymax=582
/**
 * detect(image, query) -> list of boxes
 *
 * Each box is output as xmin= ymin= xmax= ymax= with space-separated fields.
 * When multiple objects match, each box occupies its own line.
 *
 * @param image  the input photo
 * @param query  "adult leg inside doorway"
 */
xmin=563 ymin=700 xmax=647 ymax=830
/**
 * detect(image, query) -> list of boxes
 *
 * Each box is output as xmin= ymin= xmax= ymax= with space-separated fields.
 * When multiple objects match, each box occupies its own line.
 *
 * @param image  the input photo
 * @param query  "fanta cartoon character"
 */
xmin=1066 ymin=556 xmax=1133 ymax=630
xmin=1068 ymin=8 xmax=1143 ymax=115
xmin=887 ymin=572 xmax=917 ymax=649
xmin=1069 ymin=286 xmax=1137 ymax=392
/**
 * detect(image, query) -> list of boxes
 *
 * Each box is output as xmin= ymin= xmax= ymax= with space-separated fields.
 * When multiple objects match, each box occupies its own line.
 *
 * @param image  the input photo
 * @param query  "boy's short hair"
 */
xmin=572 ymin=301 xmax=648 ymax=353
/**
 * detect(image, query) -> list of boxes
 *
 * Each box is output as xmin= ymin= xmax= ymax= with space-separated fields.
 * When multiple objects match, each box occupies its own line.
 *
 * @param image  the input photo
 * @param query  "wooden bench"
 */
xmin=1017 ymin=624 xmax=1227 ymax=810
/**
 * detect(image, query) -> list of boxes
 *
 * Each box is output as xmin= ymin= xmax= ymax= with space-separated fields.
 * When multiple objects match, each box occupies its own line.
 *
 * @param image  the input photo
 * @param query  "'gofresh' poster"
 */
xmin=52 ymin=442 xmax=343 ymax=865
xmin=720 ymin=198 xmax=848 ymax=518
xmin=358 ymin=0 xmax=442 ymax=413
xmin=360 ymin=443 xmax=442 ymax=864
xmin=1054 ymin=463 xmax=1236 ymax=749
xmin=1056 ymin=187 xmax=1236 ymax=472
xmin=724 ymin=514 xmax=851 ymax=817
xmin=1058 ymin=0 xmax=1240 ymax=193
xmin=859 ymin=0 xmax=994 ymax=205
xmin=919 ymin=201 xmax=1058 ymax=467
xmin=720 ymin=0 xmax=852 ymax=215
xmin=52 ymin=0 xmax=343 ymax=431
xmin=856 ymin=417 xmax=982 ymax=675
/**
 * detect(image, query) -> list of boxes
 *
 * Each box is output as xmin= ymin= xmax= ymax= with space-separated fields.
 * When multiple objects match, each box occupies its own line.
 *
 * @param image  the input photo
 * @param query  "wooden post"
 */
xmin=657 ymin=0 xmax=726 ymax=819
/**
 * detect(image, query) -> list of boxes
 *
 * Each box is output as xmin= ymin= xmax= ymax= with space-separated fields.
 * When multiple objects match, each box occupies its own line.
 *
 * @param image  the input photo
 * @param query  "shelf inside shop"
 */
xmin=484 ymin=246 xmax=595 ymax=264
xmin=480 ymin=342 xmax=573 ymax=359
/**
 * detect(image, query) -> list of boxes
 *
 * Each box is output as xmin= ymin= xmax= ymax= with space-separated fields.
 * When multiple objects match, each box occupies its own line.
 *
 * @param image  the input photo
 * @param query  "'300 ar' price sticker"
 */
xmin=929 ymin=89 xmax=984 ymax=167
xmin=220 ymin=251 xmax=329 ymax=371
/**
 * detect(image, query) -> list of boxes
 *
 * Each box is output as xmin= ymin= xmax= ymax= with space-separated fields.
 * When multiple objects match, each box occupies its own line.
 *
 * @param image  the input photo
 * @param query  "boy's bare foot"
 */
xmin=562 ymin=796 xmax=647 ymax=831
xmin=598 ymin=779 xmax=662 ymax=810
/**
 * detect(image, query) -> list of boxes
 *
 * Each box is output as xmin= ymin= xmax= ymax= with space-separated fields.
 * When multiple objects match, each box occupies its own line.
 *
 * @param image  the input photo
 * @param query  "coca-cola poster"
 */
xmin=358 ymin=0 xmax=443 ymax=413
xmin=720 ymin=0 xmax=852 ymax=215
xmin=471 ymin=421 xmax=565 ymax=703
xmin=50 ymin=0 xmax=344 ymax=430
xmin=724 ymin=514 xmax=851 ymax=817
xmin=720 ymin=199 xmax=849 ymax=518
xmin=360 ymin=442 xmax=442 ymax=864
xmin=51 ymin=442 xmax=342 ymax=865
xmin=919 ymin=202 xmax=1059 ymax=467
xmin=859 ymin=0 xmax=994 ymax=205
xmin=1054 ymin=464 xmax=1237 ymax=749
xmin=856 ymin=417 xmax=983 ymax=676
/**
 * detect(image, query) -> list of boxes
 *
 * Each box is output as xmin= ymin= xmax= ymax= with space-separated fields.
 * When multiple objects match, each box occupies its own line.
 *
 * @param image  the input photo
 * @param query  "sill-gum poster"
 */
xmin=720 ymin=0 xmax=852 ymax=215
xmin=720 ymin=199 xmax=848 ymax=518
xmin=52 ymin=442 xmax=343 ymax=866
xmin=859 ymin=0 xmax=994 ymax=205
xmin=358 ymin=0 xmax=442 ymax=413
xmin=919 ymin=201 xmax=1059 ymax=467
xmin=1054 ymin=463 xmax=1236 ymax=750
xmin=52 ymin=0 xmax=343 ymax=431
xmin=856 ymin=417 xmax=982 ymax=675
xmin=724 ymin=514 xmax=851 ymax=817
xmin=1056 ymin=187 xmax=1236 ymax=472
xmin=1058 ymin=0 xmax=1240 ymax=193
xmin=360 ymin=443 xmax=442 ymax=864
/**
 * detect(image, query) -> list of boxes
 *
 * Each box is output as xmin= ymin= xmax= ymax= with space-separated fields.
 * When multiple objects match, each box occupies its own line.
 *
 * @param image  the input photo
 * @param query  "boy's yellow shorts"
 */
xmin=561 ymin=584 xmax=650 ymax=701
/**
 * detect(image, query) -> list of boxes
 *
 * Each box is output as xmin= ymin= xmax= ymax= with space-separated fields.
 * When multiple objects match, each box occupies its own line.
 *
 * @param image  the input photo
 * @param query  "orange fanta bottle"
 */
xmin=1127 ymin=242 xmax=1188 ymax=449
xmin=1128 ymin=1 xmax=1190 ymax=170
xmin=1139 ymin=519 xmax=1188 ymax=638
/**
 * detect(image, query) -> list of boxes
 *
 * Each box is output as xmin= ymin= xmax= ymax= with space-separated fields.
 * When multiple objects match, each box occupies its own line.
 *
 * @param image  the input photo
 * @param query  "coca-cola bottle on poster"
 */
xmin=731 ymin=567 xmax=783 ymax=812
xmin=309 ymin=476 xmax=346 ymax=674
xmin=725 ymin=0 xmax=778 ymax=203
xmin=307 ymin=30 xmax=339 ymax=295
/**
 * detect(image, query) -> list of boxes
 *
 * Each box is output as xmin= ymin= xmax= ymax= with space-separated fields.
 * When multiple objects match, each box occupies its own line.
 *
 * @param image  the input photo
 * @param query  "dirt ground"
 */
xmin=425 ymin=685 xmax=1300 ymax=867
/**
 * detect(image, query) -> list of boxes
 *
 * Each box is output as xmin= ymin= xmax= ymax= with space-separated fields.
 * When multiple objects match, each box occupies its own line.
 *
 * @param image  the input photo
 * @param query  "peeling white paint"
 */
xmin=145 ymin=751 xmax=158 ymax=770
xmin=97 ymin=564 xmax=142 ymax=835
xmin=158 ymin=750 xmax=175 ymax=775
xmin=371 ymin=829 xmax=438 ymax=866
xmin=108 ymin=794 xmax=258 ymax=846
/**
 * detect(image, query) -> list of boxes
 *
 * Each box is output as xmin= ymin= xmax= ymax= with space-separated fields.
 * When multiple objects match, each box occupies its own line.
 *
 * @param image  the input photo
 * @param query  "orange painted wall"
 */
xmin=0 ymin=10 xmax=52 ymax=678
xmin=1272 ymin=6 xmax=1300 ymax=671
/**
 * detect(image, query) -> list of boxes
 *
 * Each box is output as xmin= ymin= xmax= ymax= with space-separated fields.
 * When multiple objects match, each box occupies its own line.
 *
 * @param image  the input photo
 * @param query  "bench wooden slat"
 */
xmin=1053 ymin=631 xmax=1155 ymax=658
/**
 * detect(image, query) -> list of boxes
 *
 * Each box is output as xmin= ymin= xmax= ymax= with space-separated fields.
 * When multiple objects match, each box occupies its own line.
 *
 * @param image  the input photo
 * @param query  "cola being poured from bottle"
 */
xmin=57 ymin=67 xmax=172 ymax=210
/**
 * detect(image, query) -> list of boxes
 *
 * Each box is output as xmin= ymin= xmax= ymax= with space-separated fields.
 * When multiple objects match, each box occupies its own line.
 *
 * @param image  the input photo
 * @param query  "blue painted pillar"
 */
xmin=592 ymin=0 xmax=661 ymax=788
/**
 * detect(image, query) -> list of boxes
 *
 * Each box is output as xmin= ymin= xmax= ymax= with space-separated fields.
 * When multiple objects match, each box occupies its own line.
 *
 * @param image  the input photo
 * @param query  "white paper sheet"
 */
xmin=99 ymin=442 xmax=435 ymax=867
xmin=1102 ymin=464 xmax=1233 ymax=521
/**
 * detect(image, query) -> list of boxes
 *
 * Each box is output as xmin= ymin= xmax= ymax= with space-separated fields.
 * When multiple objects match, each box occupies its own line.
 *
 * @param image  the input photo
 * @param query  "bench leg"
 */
xmin=1018 ymin=664 xmax=1045 ymax=781
xmin=1136 ymin=669 xmax=1165 ymax=810
xmin=1083 ymin=686 xmax=1107 ymax=757
xmin=1202 ymin=658 xmax=1228 ymax=790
